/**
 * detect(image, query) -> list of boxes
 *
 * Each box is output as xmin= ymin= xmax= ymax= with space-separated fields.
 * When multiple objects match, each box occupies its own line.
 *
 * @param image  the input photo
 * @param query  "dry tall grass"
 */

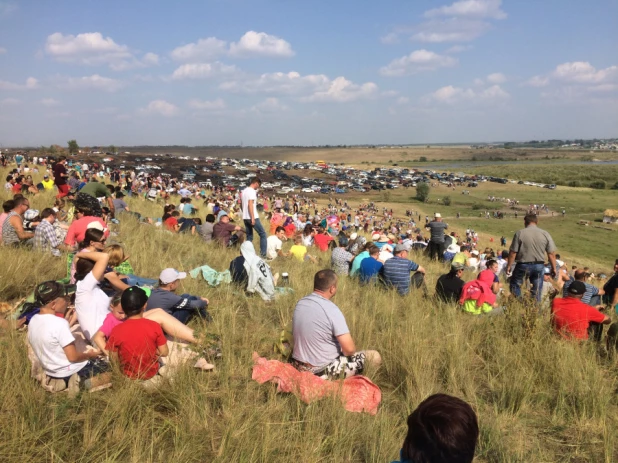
xmin=0 ymin=188 xmax=617 ymax=462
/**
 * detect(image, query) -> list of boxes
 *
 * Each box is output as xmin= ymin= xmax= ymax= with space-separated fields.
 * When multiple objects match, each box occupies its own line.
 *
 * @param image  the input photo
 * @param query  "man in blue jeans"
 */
xmin=507 ymin=214 xmax=557 ymax=302
xmin=241 ymin=177 xmax=267 ymax=257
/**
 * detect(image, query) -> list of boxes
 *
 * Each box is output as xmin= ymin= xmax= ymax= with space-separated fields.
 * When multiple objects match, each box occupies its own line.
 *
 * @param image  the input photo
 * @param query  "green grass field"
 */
xmin=1 ymin=168 xmax=618 ymax=462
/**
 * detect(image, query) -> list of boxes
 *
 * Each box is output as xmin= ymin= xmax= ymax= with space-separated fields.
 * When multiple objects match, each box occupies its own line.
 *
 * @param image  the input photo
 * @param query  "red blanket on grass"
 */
xmin=251 ymin=353 xmax=381 ymax=415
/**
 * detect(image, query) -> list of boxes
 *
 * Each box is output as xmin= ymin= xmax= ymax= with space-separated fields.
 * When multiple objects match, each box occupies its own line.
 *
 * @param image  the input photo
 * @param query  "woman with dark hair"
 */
xmin=393 ymin=394 xmax=479 ymax=463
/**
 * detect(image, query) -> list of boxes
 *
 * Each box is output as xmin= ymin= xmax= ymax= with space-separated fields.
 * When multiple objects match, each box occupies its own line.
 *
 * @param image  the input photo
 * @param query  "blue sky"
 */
xmin=0 ymin=0 xmax=616 ymax=146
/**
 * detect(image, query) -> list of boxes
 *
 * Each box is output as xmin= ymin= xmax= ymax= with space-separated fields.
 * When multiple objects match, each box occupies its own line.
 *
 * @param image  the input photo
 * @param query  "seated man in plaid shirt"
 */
xmin=33 ymin=208 xmax=72 ymax=257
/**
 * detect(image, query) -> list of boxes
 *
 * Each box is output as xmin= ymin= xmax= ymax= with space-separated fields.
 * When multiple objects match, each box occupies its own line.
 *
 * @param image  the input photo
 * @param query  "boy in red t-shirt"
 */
xmin=313 ymin=227 xmax=334 ymax=252
xmin=106 ymin=287 xmax=169 ymax=380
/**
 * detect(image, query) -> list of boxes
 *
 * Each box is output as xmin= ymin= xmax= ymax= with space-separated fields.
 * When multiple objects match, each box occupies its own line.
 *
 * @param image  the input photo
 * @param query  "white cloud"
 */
xmin=229 ymin=31 xmax=294 ymax=58
xmin=0 ymin=77 xmax=38 ymax=90
xmin=251 ymin=97 xmax=288 ymax=113
xmin=141 ymin=52 xmax=159 ymax=66
xmin=44 ymin=32 xmax=158 ymax=70
xmin=412 ymin=18 xmax=491 ymax=43
xmin=187 ymin=98 xmax=227 ymax=110
xmin=380 ymin=49 xmax=457 ymax=76
xmin=220 ymin=71 xmax=376 ymax=103
xmin=139 ymin=99 xmax=179 ymax=117
xmin=171 ymin=37 xmax=228 ymax=62
xmin=380 ymin=33 xmax=400 ymax=45
xmin=553 ymin=61 xmax=617 ymax=84
xmin=425 ymin=0 xmax=507 ymax=20
xmin=382 ymin=0 xmax=505 ymax=45
xmin=396 ymin=96 xmax=410 ymax=105
xmin=220 ymin=71 xmax=330 ymax=94
xmin=40 ymin=98 xmax=60 ymax=106
xmin=426 ymin=84 xmax=509 ymax=104
xmin=58 ymin=74 xmax=124 ymax=92
xmin=525 ymin=61 xmax=618 ymax=93
xmin=0 ymin=46 xmax=6 ymax=54
xmin=525 ymin=75 xmax=550 ymax=87
xmin=171 ymin=62 xmax=238 ymax=80
xmin=300 ymin=77 xmax=378 ymax=103
xmin=486 ymin=72 xmax=506 ymax=84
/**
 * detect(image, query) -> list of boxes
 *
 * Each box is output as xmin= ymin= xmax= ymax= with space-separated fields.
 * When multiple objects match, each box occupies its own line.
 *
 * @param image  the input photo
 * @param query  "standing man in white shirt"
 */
xmin=241 ymin=177 xmax=267 ymax=257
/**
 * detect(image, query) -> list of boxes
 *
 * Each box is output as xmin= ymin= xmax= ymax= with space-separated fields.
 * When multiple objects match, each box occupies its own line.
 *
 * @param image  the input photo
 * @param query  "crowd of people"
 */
xmin=2 ymin=151 xmax=618 ymax=462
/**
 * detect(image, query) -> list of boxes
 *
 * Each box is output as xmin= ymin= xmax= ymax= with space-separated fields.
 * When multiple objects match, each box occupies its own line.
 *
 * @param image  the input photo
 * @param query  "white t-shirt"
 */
xmin=266 ymin=235 xmax=283 ymax=260
xmin=241 ymin=186 xmax=258 ymax=220
xmin=75 ymin=271 xmax=111 ymax=340
xmin=28 ymin=313 xmax=87 ymax=378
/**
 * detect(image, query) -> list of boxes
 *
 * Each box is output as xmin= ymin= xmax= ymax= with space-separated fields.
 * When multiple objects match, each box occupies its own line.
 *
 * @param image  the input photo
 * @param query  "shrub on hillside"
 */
xmin=567 ymin=180 xmax=581 ymax=187
xmin=416 ymin=182 xmax=430 ymax=202
xmin=589 ymin=180 xmax=606 ymax=190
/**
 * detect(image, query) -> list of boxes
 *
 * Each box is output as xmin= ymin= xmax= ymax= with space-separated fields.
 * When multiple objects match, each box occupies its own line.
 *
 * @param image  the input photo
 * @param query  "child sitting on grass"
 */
xmin=106 ymin=287 xmax=169 ymax=381
xmin=289 ymin=234 xmax=317 ymax=263
xmin=93 ymin=291 xmax=206 ymax=356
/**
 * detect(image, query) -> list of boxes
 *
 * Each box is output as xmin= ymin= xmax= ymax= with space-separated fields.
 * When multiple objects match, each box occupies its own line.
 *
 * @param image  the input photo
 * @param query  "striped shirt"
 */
xmin=562 ymin=279 xmax=600 ymax=305
xmin=381 ymin=256 xmax=420 ymax=295
xmin=2 ymin=211 xmax=21 ymax=246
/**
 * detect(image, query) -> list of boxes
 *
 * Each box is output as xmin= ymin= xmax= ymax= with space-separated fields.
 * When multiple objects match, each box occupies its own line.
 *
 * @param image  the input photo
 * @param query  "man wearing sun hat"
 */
xmin=28 ymin=281 xmax=109 ymax=390
xmin=146 ymin=268 xmax=212 ymax=324
xmin=426 ymin=212 xmax=448 ymax=262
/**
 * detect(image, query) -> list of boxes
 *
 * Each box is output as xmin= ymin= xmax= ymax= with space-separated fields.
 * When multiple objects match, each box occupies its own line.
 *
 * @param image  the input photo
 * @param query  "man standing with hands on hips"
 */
xmin=242 ymin=177 xmax=267 ymax=258
xmin=507 ymin=213 xmax=557 ymax=302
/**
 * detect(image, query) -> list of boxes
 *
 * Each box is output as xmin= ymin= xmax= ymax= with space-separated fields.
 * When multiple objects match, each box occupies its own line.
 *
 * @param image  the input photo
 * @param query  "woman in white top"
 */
xmin=74 ymin=251 xmax=114 ymax=340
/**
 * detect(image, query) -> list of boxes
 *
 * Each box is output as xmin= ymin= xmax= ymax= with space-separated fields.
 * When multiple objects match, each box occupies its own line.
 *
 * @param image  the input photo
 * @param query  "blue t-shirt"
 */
xmin=359 ymin=257 xmax=383 ymax=284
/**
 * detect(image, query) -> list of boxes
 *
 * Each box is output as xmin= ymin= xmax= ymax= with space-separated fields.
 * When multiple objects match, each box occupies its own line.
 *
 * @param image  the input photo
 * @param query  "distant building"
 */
xmin=603 ymin=209 xmax=618 ymax=224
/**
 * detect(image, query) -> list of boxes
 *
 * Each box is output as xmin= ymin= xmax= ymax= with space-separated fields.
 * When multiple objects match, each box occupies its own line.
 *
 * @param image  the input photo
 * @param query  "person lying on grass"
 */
xmin=92 ymin=291 xmax=202 ymax=357
xmin=28 ymin=280 xmax=110 ymax=388
xmin=145 ymin=268 xmax=212 ymax=324
xmin=290 ymin=269 xmax=381 ymax=379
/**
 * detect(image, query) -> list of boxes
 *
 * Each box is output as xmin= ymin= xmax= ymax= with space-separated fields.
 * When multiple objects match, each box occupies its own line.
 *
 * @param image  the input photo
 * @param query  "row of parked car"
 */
xmin=108 ymin=155 xmax=558 ymax=194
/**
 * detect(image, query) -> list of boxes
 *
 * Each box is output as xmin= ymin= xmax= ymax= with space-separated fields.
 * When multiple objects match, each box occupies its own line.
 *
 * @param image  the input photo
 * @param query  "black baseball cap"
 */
xmin=567 ymin=281 xmax=586 ymax=296
xmin=35 ymin=281 xmax=76 ymax=305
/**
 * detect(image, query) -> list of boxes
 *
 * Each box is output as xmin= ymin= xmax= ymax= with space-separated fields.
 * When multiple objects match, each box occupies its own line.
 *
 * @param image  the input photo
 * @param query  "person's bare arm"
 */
xmin=416 ymin=265 xmax=426 ymax=274
xmin=104 ymin=272 xmax=130 ymax=291
xmin=76 ymin=251 xmax=110 ymax=281
xmin=547 ymin=252 xmax=557 ymax=278
xmin=9 ymin=215 xmax=34 ymax=240
xmin=507 ymin=251 xmax=517 ymax=274
xmin=157 ymin=343 xmax=169 ymax=357
xmin=63 ymin=342 xmax=101 ymax=362
xmin=336 ymin=333 xmax=356 ymax=356
xmin=92 ymin=330 xmax=109 ymax=356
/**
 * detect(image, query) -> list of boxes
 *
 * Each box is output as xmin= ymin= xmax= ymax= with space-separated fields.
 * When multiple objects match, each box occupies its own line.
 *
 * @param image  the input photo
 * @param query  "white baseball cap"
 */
xmin=159 ymin=268 xmax=187 ymax=284
xmin=350 ymin=232 xmax=358 ymax=240
xmin=434 ymin=212 xmax=441 ymax=218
